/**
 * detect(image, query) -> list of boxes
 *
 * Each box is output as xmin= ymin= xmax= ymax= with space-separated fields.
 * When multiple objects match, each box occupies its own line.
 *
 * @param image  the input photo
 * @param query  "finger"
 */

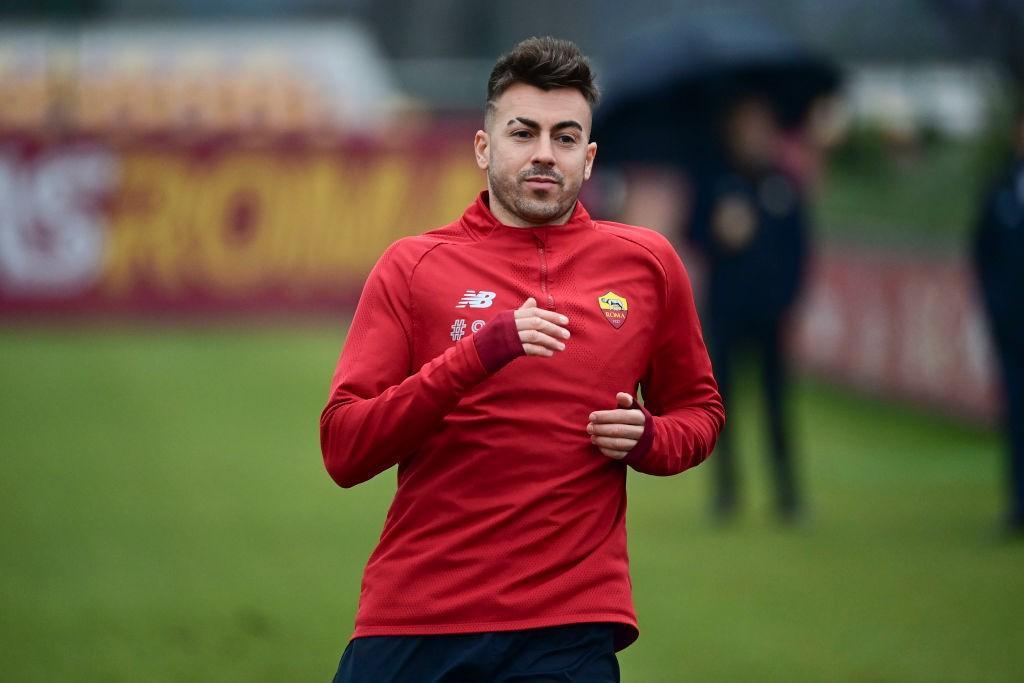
xmin=515 ymin=316 xmax=570 ymax=340
xmin=591 ymin=435 xmax=639 ymax=452
xmin=587 ymin=423 xmax=644 ymax=439
xmin=616 ymin=392 xmax=634 ymax=409
xmin=598 ymin=448 xmax=629 ymax=460
xmin=514 ymin=307 xmax=569 ymax=327
xmin=518 ymin=297 xmax=537 ymax=310
xmin=589 ymin=409 xmax=645 ymax=425
xmin=518 ymin=329 xmax=565 ymax=352
xmin=522 ymin=343 xmax=554 ymax=357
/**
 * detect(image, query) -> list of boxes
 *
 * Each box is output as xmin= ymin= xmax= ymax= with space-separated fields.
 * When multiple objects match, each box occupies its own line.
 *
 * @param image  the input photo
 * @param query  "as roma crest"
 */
xmin=598 ymin=291 xmax=628 ymax=329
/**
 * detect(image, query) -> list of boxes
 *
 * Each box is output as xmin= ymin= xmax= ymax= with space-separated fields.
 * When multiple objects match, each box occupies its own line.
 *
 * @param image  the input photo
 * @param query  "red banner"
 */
xmin=792 ymin=246 xmax=998 ymax=422
xmin=0 ymin=132 xmax=483 ymax=315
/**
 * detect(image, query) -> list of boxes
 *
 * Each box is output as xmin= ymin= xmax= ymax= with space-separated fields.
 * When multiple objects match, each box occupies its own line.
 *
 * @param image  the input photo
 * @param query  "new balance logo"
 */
xmin=456 ymin=290 xmax=496 ymax=309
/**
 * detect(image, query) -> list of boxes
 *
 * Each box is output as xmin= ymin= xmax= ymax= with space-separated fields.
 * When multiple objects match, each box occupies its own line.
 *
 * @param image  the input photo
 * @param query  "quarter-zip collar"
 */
xmin=460 ymin=190 xmax=594 ymax=247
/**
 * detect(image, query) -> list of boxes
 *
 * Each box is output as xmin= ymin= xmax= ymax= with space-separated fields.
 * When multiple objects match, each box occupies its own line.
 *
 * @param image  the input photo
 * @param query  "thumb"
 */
xmin=616 ymin=392 xmax=634 ymax=409
xmin=519 ymin=297 xmax=537 ymax=309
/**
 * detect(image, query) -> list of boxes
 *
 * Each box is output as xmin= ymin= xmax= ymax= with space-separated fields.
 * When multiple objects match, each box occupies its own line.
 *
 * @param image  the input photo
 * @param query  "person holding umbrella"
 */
xmin=596 ymin=16 xmax=840 ymax=524
xmin=688 ymin=95 xmax=808 ymax=524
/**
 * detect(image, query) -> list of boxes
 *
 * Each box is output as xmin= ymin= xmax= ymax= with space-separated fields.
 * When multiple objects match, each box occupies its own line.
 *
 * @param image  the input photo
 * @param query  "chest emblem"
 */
xmin=598 ymin=291 xmax=628 ymax=329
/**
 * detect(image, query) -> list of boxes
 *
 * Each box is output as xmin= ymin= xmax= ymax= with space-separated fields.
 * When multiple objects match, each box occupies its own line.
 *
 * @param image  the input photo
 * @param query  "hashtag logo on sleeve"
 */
xmin=450 ymin=318 xmax=467 ymax=341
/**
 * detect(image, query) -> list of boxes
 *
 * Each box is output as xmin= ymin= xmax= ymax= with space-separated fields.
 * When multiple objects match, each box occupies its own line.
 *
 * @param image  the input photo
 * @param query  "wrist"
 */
xmin=623 ymin=404 xmax=655 ymax=466
xmin=473 ymin=310 xmax=524 ymax=373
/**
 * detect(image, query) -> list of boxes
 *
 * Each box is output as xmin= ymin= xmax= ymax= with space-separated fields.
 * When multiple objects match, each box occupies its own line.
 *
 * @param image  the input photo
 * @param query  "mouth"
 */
xmin=523 ymin=176 xmax=561 ymax=190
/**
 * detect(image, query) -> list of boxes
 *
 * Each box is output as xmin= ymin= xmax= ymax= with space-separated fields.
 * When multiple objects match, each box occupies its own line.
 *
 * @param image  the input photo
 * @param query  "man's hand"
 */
xmin=588 ymin=392 xmax=645 ymax=460
xmin=515 ymin=297 xmax=570 ymax=357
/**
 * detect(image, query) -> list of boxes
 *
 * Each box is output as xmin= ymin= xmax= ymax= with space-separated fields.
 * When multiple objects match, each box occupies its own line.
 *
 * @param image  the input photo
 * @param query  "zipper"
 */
xmin=535 ymin=237 xmax=555 ymax=309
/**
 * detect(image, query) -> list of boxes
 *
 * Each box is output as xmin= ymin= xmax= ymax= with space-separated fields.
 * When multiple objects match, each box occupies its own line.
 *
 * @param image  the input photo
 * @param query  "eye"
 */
xmin=511 ymin=129 xmax=533 ymax=139
xmin=557 ymin=134 xmax=578 ymax=145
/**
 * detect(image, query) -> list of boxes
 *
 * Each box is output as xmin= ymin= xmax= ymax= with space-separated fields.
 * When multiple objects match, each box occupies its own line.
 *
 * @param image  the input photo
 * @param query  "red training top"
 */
xmin=321 ymin=191 xmax=724 ymax=650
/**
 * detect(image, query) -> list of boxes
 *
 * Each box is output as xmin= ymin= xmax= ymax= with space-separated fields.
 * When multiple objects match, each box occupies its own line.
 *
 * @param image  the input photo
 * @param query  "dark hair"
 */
xmin=486 ymin=37 xmax=599 ymax=118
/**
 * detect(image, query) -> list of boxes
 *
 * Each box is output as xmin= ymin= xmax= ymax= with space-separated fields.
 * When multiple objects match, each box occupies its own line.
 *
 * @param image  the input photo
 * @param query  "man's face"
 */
xmin=727 ymin=99 xmax=780 ymax=171
xmin=474 ymin=83 xmax=598 ymax=226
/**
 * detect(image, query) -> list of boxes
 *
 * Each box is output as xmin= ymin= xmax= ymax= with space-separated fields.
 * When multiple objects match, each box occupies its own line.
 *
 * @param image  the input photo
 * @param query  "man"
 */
xmin=972 ymin=104 xmax=1024 ymax=537
xmin=321 ymin=37 xmax=725 ymax=682
xmin=687 ymin=96 xmax=808 ymax=524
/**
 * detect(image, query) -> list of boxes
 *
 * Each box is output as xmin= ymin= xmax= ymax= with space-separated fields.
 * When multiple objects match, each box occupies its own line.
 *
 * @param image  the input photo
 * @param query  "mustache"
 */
xmin=518 ymin=167 xmax=563 ymax=184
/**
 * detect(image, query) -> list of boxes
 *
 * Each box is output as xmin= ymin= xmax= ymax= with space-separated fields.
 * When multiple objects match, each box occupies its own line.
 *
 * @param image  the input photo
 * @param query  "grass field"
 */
xmin=1 ymin=324 xmax=1021 ymax=682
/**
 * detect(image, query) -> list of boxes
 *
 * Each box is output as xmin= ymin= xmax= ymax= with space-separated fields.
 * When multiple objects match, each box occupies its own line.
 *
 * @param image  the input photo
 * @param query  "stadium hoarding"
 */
xmin=0 ymin=132 xmax=483 ymax=315
xmin=0 ymin=22 xmax=399 ymax=136
xmin=793 ymin=245 xmax=998 ymax=423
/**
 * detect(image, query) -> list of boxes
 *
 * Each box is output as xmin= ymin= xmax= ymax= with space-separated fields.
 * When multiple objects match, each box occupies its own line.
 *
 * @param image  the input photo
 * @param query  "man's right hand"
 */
xmin=515 ymin=297 xmax=570 ymax=357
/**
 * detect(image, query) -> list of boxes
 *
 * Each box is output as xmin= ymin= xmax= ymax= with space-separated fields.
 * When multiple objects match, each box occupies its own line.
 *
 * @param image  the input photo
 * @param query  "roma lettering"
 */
xmin=98 ymin=145 xmax=481 ymax=302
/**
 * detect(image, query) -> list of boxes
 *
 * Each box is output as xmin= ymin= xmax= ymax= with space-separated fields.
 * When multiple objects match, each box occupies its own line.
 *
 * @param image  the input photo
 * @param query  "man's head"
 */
xmin=724 ymin=96 xmax=781 ymax=172
xmin=474 ymin=37 xmax=599 ymax=227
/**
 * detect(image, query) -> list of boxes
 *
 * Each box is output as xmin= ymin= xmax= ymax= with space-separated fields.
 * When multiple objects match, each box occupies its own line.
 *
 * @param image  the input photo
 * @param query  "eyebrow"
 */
xmin=507 ymin=116 xmax=584 ymax=133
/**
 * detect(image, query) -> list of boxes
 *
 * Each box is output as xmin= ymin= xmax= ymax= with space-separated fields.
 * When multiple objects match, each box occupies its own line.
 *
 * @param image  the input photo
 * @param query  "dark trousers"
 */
xmin=708 ymin=315 xmax=799 ymax=516
xmin=994 ymin=340 xmax=1024 ymax=525
xmin=332 ymin=623 xmax=620 ymax=683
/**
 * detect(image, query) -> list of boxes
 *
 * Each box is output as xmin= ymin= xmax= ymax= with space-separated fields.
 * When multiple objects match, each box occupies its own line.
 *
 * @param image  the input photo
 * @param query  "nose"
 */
xmin=531 ymin=135 xmax=556 ymax=167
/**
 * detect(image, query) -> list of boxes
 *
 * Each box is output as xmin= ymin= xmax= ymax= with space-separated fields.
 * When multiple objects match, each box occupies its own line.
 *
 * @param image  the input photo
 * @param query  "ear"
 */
xmin=474 ymin=130 xmax=490 ymax=170
xmin=583 ymin=141 xmax=597 ymax=181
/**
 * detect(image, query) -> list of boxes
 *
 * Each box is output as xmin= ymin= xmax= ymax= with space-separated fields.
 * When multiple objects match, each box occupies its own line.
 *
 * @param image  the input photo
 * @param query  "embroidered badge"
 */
xmin=598 ymin=291 xmax=628 ymax=329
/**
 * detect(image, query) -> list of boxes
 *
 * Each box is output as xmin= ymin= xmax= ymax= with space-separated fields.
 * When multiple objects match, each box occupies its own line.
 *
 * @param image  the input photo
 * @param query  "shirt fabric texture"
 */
xmin=321 ymin=191 xmax=725 ymax=651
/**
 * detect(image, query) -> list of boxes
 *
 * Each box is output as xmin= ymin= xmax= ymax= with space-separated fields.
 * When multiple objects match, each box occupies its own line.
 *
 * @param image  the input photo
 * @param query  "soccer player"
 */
xmin=321 ymin=37 xmax=725 ymax=682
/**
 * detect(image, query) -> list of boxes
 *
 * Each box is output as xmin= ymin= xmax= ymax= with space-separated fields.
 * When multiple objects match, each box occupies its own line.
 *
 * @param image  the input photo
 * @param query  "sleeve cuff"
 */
xmin=472 ymin=310 xmax=524 ymax=373
xmin=623 ymin=403 xmax=655 ymax=467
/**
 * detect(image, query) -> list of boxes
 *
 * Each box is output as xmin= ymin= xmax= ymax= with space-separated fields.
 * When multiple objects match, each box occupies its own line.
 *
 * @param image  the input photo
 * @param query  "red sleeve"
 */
xmin=624 ymin=245 xmax=725 ymax=476
xmin=319 ymin=243 xmax=523 ymax=488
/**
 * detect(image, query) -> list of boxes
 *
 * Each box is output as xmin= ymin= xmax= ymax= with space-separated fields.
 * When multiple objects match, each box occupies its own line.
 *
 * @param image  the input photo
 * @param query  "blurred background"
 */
xmin=2 ymin=1 xmax=1023 ymax=681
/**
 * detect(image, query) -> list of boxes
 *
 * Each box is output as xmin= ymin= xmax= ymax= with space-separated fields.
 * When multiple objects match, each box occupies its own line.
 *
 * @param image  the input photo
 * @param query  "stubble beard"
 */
xmin=488 ymin=166 xmax=581 ymax=226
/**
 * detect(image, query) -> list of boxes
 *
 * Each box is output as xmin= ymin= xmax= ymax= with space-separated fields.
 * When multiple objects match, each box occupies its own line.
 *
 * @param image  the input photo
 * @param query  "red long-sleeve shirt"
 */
xmin=321 ymin=191 xmax=724 ymax=650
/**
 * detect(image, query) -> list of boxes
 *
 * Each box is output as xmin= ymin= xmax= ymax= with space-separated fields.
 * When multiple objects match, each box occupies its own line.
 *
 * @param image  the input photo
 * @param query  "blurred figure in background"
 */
xmin=972 ymin=103 xmax=1024 ymax=537
xmin=688 ymin=96 xmax=809 ymax=524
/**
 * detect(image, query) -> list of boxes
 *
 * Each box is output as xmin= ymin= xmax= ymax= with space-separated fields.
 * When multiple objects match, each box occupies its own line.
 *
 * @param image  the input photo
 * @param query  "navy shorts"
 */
xmin=332 ymin=622 xmax=620 ymax=682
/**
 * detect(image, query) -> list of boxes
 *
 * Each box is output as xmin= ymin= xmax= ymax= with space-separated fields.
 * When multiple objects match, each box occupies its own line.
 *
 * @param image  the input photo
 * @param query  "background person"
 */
xmin=972 ymin=103 xmax=1024 ymax=537
xmin=687 ymin=96 xmax=809 ymax=524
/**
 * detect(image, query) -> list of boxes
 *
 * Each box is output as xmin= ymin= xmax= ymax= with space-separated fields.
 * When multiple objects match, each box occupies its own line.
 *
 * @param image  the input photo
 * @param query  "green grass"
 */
xmin=1 ymin=325 xmax=1021 ymax=682
xmin=816 ymin=139 xmax=989 ymax=251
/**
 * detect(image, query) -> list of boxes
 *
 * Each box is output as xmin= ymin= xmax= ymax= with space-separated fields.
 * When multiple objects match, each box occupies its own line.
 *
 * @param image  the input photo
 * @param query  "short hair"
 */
xmin=486 ymin=37 xmax=599 ymax=123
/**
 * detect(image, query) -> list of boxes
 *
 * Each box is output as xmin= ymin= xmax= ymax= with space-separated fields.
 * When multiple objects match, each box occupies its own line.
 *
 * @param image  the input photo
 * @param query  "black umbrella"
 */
xmin=594 ymin=13 xmax=843 ymax=168
xmin=930 ymin=0 xmax=1024 ymax=82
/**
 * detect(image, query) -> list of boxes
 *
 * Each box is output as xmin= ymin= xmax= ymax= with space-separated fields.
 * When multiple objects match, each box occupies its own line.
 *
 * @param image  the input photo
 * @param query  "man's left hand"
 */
xmin=588 ymin=392 xmax=645 ymax=460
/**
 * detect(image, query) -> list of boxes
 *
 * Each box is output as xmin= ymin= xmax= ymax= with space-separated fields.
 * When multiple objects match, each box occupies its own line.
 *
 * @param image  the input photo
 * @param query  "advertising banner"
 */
xmin=794 ymin=246 xmax=998 ymax=422
xmin=0 ymin=133 xmax=483 ymax=315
